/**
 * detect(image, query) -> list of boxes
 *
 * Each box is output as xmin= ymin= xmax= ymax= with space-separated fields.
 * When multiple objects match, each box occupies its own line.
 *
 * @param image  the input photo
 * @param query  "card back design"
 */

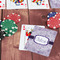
xmin=50 ymin=0 xmax=60 ymax=8
xmin=25 ymin=26 xmax=57 ymax=57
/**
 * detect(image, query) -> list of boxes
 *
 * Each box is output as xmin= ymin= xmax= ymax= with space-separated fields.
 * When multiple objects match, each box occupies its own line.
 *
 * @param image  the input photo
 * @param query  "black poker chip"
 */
xmin=0 ymin=20 xmax=2 ymax=24
xmin=0 ymin=20 xmax=2 ymax=29
xmin=0 ymin=30 xmax=6 ymax=40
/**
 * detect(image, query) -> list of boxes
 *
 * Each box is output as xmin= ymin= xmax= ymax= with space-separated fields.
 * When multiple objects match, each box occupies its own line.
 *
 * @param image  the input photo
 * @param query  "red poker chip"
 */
xmin=47 ymin=13 xmax=60 ymax=29
xmin=3 ymin=13 xmax=21 ymax=24
xmin=3 ymin=16 xmax=7 ymax=21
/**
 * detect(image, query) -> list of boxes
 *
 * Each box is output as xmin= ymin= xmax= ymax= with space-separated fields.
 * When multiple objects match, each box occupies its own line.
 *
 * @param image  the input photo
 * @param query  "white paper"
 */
xmin=19 ymin=24 xmax=45 ymax=51
xmin=28 ymin=0 xmax=50 ymax=9
xmin=7 ymin=0 xmax=27 ymax=9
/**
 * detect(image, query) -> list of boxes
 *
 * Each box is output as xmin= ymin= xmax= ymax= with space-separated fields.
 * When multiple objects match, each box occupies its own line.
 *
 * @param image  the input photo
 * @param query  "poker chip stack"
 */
xmin=0 ymin=31 xmax=6 ymax=40
xmin=0 ymin=13 xmax=21 ymax=40
xmin=47 ymin=12 xmax=60 ymax=29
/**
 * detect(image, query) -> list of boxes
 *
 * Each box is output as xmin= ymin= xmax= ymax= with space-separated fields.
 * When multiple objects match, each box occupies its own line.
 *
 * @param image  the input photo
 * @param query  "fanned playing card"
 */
xmin=0 ymin=0 xmax=5 ymax=9
xmin=28 ymin=0 xmax=50 ymax=9
xmin=7 ymin=0 xmax=27 ymax=9
xmin=19 ymin=24 xmax=45 ymax=51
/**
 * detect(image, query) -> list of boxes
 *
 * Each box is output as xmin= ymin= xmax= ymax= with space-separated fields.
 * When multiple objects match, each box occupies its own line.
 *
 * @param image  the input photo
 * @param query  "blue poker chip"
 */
xmin=47 ymin=12 xmax=56 ymax=19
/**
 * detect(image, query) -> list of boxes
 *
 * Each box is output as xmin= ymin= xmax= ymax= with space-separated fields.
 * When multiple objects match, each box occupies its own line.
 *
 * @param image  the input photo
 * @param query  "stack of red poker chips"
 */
xmin=0 ymin=13 xmax=21 ymax=40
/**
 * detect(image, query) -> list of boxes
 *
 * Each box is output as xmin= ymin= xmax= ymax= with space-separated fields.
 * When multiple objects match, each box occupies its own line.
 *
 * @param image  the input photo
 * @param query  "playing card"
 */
xmin=25 ymin=26 xmax=57 ymax=57
xmin=0 ymin=0 xmax=5 ymax=9
xmin=19 ymin=24 xmax=45 ymax=51
xmin=50 ymin=0 xmax=60 ymax=8
xmin=7 ymin=0 xmax=27 ymax=9
xmin=28 ymin=0 xmax=50 ymax=9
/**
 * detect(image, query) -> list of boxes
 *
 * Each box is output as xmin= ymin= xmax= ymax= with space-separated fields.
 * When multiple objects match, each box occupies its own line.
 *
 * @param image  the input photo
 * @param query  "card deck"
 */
xmin=7 ymin=0 xmax=27 ymax=9
xmin=0 ymin=0 xmax=5 ymax=9
xmin=25 ymin=26 xmax=57 ymax=57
